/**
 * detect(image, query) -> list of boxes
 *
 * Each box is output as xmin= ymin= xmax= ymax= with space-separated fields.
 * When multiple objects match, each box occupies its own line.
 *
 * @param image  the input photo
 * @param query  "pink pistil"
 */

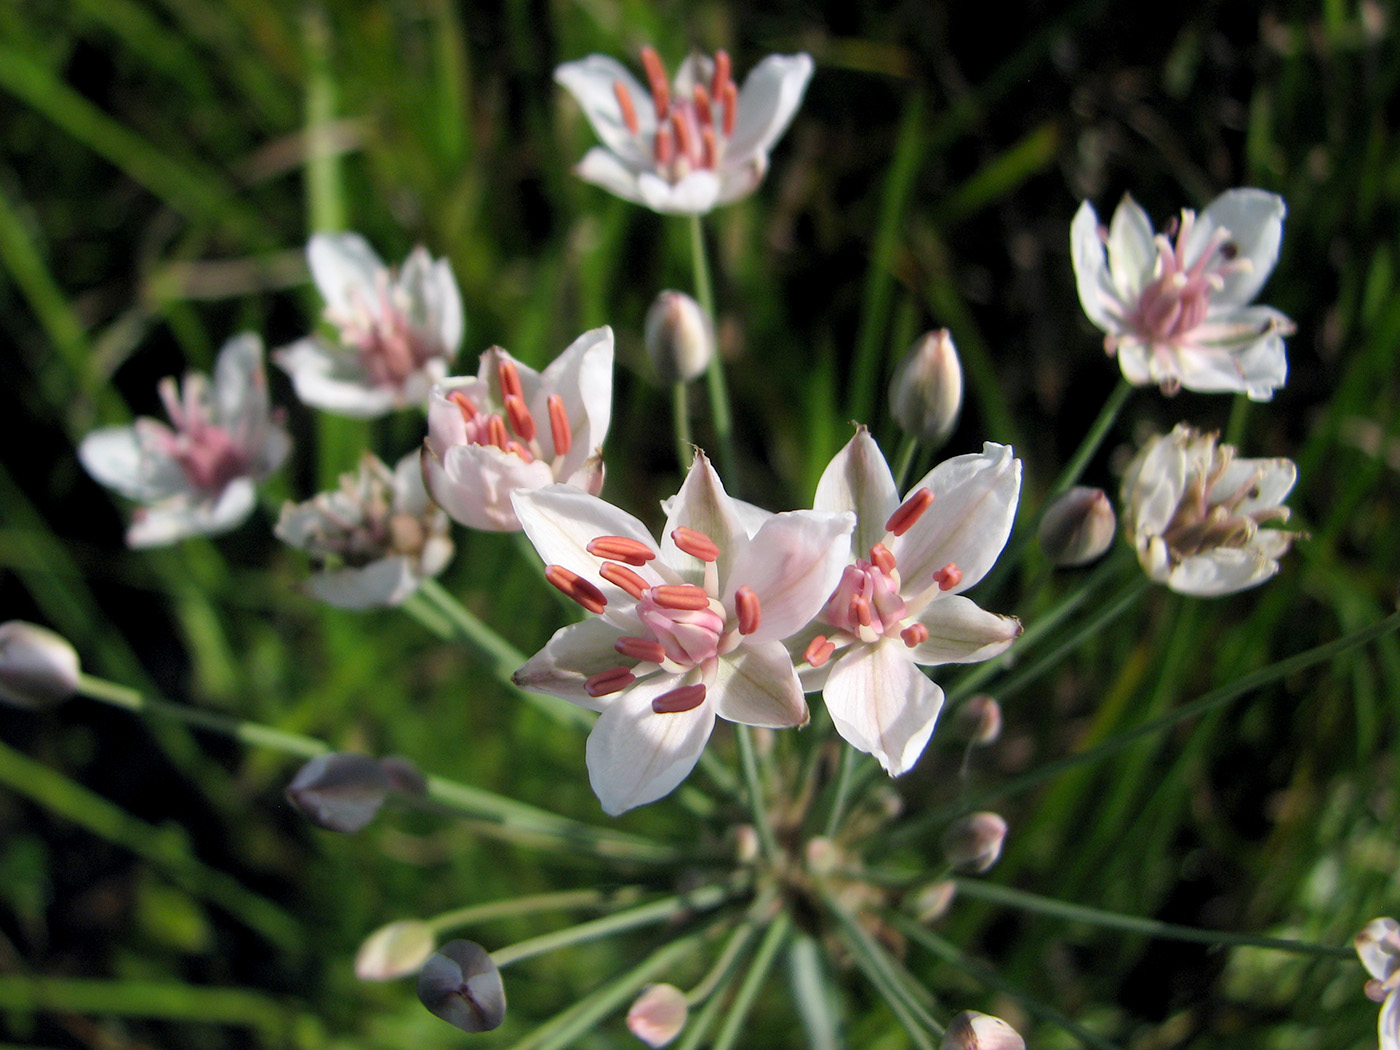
xmin=734 ymin=586 xmax=761 ymax=635
xmin=586 ymin=666 xmax=636 ymax=698
xmin=545 ymin=565 xmax=607 ymax=614
xmin=651 ymin=683 xmax=707 ymax=714
xmin=886 ymin=488 xmax=934 ymax=536
xmin=672 ymin=526 xmax=720 ymax=562
xmin=933 ymin=562 xmax=962 ymax=591
xmin=587 ymin=535 xmax=657 ymax=565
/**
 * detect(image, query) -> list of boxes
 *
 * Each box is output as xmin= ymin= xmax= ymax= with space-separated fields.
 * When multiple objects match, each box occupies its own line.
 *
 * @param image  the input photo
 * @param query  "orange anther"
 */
xmin=869 ymin=543 xmax=897 ymax=575
xmin=711 ymin=51 xmax=731 ymax=110
xmin=851 ymin=594 xmax=873 ymax=628
xmin=671 ymin=526 xmax=720 ymax=562
xmin=545 ymin=564 xmax=607 ymax=614
xmin=652 ymin=584 xmax=711 ymax=611
xmin=671 ymin=110 xmax=695 ymax=163
xmin=701 ymin=126 xmax=717 ymax=170
xmin=547 ymin=394 xmax=572 ymax=457
xmin=901 ymin=623 xmax=929 ymax=648
xmin=933 ymin=562 xmax=963 ymax=591
xmin=497 ymin=358 xmax=524 ymax=399
xmin=693 ymin=83 xmax=713 ymax=128
xmin=804 ymin=635 xmax=836 ymax=668
xmin=651 ymin=683 xmax=707 ymax=714
xmin=735 ymin=585 xmax=761 ymax=635
xmin=615 ymin=636 xmax=667 ymax=664
xmin=486 ymin=414 xmax=510 ymax=450
xmin=599 ymin=561 xmax=648 ymax=600
xmin=654 ymin=123 xmax=674 ymax=166
xmin=613 ymin=79 xmax=640 ymax=135
xmin=640 ymin=46 xmax=670 ymax=119
xmin=504 ymin=394 xmax=536 ymax=442
xmin=586 ymin=535 xmax=657 ymax=565
xmin=586 ymin=666 xmax=636 ymax=698
xmin=885 ymin=488 xmax=934 ymax=537
xmin=721 ymin=81 xmax=737 ymax=137
xmin=447 ymin=389 xmax=477 ymax=420
xmin=504 ymin=440 xmax=534 ymax=463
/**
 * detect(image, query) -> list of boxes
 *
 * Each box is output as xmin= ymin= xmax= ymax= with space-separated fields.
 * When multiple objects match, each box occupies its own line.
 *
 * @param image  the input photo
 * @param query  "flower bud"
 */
xmin=645 ymin=291 xmax=712 ymax=384
xmin=942 ymin=1010 xmax=1026 ymax=1050
xmin=941 ymin=812 xmax=1008 ymax=873
xmin=889 ymin=329 xmax=963 ymax=445
xmin=1038 ymin=486 xmax=1116 ymax=567
xmin=911 ymin=880 xmax=957 ymax=922
xmin=0 ymin=621 xmax=81 ymax=709
xmin=627 ymin=983 xmax=688 ymax=1047
xmin=356 ymin=919 xmax=436 ymax=981
xmin=417 ymin=939 xmax=506 ymax=1033
xmin=952 ymin=695 xmax=1002 ymax=747
xmin=286 ymin=753 xmax=391 ymax=833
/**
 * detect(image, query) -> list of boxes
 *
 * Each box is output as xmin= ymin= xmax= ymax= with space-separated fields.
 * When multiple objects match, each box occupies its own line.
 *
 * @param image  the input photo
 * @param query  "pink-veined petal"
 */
xmin=721 ymin=510 xmax=854 ymax=642
xmin=424 ymin=441 xmax=554 ymax=532
xmin=910 ymin=595 xmax=1021 ymax=666
xmin=711 ymin=639 xmax=808 ymax=729
xmin=814 ymin=427 xmax=900 ymax=556
xmin=585 ymin=676 xmax=715 ymax=814
xmin=823 ymin=639 xmax=944 ymax=776
xmin=661 ymin=452 xmax=750 ymax=586
xmin=513 ymin=616 xmax=636 ymax=712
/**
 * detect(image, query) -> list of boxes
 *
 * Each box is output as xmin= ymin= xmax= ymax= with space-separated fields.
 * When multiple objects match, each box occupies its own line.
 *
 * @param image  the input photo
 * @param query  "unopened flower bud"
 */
xmin=942 ymin=1010 xmax=1025 ymax=1050
xmin=1038 ymin=486 xmax=1116 ymax=567
xmin=942 ymin=812 xmax=1008 ymax=873
xmin=645 ymin=291 xmax=713 ymax=384
xmin=953 ymin=695 xmax=1002 ymax=746
xmin=286 ymin=753 xmax=391 ymax=833
xmin=0 ymin=621 xmax=81 ymax=709
xmin=627 ymin=983 xmax=688 ymax=1047
xmin=356 ymin=919 xmax=436 ymax=980
xmin=889 ymin=329 xmax=963 ymax=445
xmin=417 ymin=939 xmax=506 ymax=1033
xmin=912 ymin=880 xmax=957 ymax=922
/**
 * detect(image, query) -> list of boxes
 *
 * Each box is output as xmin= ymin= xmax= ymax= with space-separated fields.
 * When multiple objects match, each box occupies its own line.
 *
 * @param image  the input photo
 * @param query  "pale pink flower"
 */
xmin=555 ymin=47 xmax=813 ymax=215
xmin=797 ymin=430 xmax=1021 ymax=775
xmin=79 ymin=334 xmax=290 ymax=547
xmin=627 ymin=984 xmax=688 ymax=1047
xmin=511 ymin=452 xmax=853 ymax=814
xmin=1071 ymin=189 xmax=1294 ymax=400
xmin=422 ymin=327 xmax=613 ymax=532
xmin=276 ymin=233 xmax=463 ymax=417
xmin=1356 ymin=918 xmax=1400 ymax=1050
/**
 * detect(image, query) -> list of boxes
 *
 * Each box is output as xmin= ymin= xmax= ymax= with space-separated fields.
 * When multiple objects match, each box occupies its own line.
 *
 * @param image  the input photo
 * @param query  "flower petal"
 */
xmin=661 ymin=452 xmax=749 ymax=587
xmin=1106 ymin=194 xmax=1157 ymax=303
xmin=575 ymin=147 xmax=649 ymax=206
xmin=127 ymin=479 xmax=256 ymax=548
xmin=910 ymin=595 xmax=1021 ymax=666
xmin=1207 ymin=455 xmax=1296 ymax=517
xmin=1188 ymin=188 xmax=1285 ymax=308
xmin=725 ymin=53 xmax=813 ymax=164
xmin=1070 ymin=200 xmax=1122 ymax=333
xmin=425 ymin=441 xmax=554 ymax=532
xmin=537 ymin=326 xmax=614 ymax=476
xmin=586 ymin=676 xmax=715 ymax=814
xmin=823 ymin=639 xmax=944 ymax=776
xmin=1121 ymin=430 xmax=1188 ymax=539
xmin=308 ymin=233 xmax=384 ymax=318
xmin=814 ymin=427 xmax=900 ymax=556
xmin=307 ymin=558 xmax=420 ymax=609
xmin=636 ymin=170 xmax=722 ymax=215
xmin=555 ymin=56 xmax=655 ymax=169
xmin=1166 ymin=548 xmax=1280 ymax=596
xmin=513 ymin=616 xmax=634 ymax=712
xmin=1358 ymin=919 xmax=1400 ymax=982
xmin=79 ymin=425 xmax=181 ymax=502
xmin=722 ymin=510 xmax=854 ymax=642
xmin=212 ymin=333 xmax=272 ymax=426
xmin=275 ymin=338 xmax=401 ymax=418
xmin=711 ymin=639 xmax=808 ymax=728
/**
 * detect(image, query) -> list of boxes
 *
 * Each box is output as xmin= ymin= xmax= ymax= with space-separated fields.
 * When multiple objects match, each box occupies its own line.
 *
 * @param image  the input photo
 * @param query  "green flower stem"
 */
xmin=689 ymin=213 xmax=736 ymax=479
xmin=823 ymin=741 xmax=863 ymax=839
xmin=684 ymin=893 xmax=773 ymax=1006
xmin=950 ymin=879 xmax=1354 ymax=958
xmin=1047 ymin=376 xmax=1133 ymax=499
xmin=491 ymin=878 xmax=748 ymax=969
xmin=710 ymin=907 xmax=794 ymax=1050
xmin=425 ymin=887 xmax=648 ymax=937
xmin=893 ymin=433 xmax=919 ymax=491
xmin=673 ymin=379 xmax=693 ymax=470
xmin=735 ymin=725 xmax=778 ymax=861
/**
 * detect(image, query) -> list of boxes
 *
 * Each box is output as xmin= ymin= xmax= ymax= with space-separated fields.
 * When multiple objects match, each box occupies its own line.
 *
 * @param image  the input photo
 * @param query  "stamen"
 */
xmin=599 ymin=561 xmax=648 ymax=600
xmin=652 ymin=584 xmax=711 ymax=611
xmin=693 ymin=84 xmax=713 ymax=129
xmin=869 ymin=543 xmax=897 ymax=575
xmin=504 ymin=394 xmax=536 ymax=442
xmin=545 ymin=565 xmax=607 ymax=614
xmin=701 ymin=126 xmax=717 ymax=170
xmin=671 ymin=110 xmax=696 ymax=164
xmin=586 ymin=666 xmax=636 ymax=698
xmin=616 ymin=636 xmax=667 ymax=664
xmin=640 ymin=47 xmax=670 ymax=120
xmin=933 ymin=562 xmax=963 ymax=591
xmin=804 ymin=635 xmax=836 ymax=668
xmin=447 ymin=389 xmax=477 ymax=421
xmin=613 ymin=79 xmax=640 ymax=135
xmin=505 ymin=440 xmax=534 ymax=463
xmin=735 ymin=585 xmax=761 ymax=635
xmin=586 ymin=536 xmax=657 ymax=565
xmin=721 ymin=81 xmax=737 ymax=137
xmin=497 ymin=358 xmax=524 ymax=400
xmin=547 ymin=394 xmax=572 ymax=457
xmin=671 ymin=526 xmax=720 ymax=562
xmin=901 ymin=623 xmax=929 ymax=648
xmin=487 ymin=415 xmax=510 ymax=450
xmin=654 ymin=123 xmax=674 ymax=166
xmin=651 ymin=683 xmax=707 ymax=714
xmin=886 ymin=488 xmax=934 ymax=536
xmin=850 ymin=594 xmax=873 ymax=628
xmin=711 ymin=51 xmax=731 ymax=112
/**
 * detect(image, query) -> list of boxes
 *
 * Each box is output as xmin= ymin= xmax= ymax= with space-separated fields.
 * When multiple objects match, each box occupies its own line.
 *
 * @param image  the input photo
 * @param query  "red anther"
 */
xmin=504 ymin=440 xmax=534 ymax=463
xmin=900 ymin=623 xmax=929 ymax=648
xmin=654 ymin=123 xmax=674 ymax=166
xmin=447 ymin=389 xmax=477 ymax=421
xmin=487 ymin=414 xmax=510 ymax=450
xmin=693 ymin=84 xmax=713 ymax=129
xmin=671 ymin=526 xmax=720 ymax=562
xmin=711 ymin=51 xmax=731 ymax=110
xmin=804 ymin=635 xmax=836 ymax=668
xmin=721 ymin=81 xmax=737 ymax=136
xmin=615 ymin=636 xmax=667 ymax=664
xmin=613 ymin=79 xmax=640 ymax=135
xmin=652 ymin=584 xmax=711 ymax=611
xmin=671 ymin=110 xmax=695 ymax=164
xmin=735 ymin=585 xmax=761 ymax=635
xmin=545 ymin=564 xmax=607 ymax=614
xmin=586 ymin=535 xmax=657 ymax=565
xmin=933 ymin=562 xmax=963 ymax=591
xmin=546 ymin=394 xmax=572 ymax=457
xmin=640 ymin=46 xmax=670 ymax=119
xmin=586 ymin=666 xmax=636 ymax=698
xmin=651 ymin=683 xmax=707 ymax=714
xmin=504 ymin=393 xmax=536 ymax=442
xmin=851 ymin=594 xmax=873 ymax=628
xmin=869 ymin=542 xmax=897 ymax=575
xmin=701 ymin=126 xmax=717 ymax=170
xmin=599 ymin=561 xmax=648 ymax=600
xmin=497 ymin=358 xmax=524 ymax=399
xmin=885 ymin=488 xmax=934 ymax=537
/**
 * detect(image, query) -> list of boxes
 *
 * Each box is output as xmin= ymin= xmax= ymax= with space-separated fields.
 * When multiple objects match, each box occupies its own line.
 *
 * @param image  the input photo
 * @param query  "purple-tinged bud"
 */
xmin=645 ymin=291 xmax=713 ymax=384
xmin=417 ymin=939 xmax=506 ymax=1033
xmin=380 ymin=755 xmax=428 ymax=796
xmin=1038 ymin=486 xmax=1116 ymax=567
xmin=286 ymin=753 xmax=391 ymax=832
xmin=0 ymin=621 xmax=81 ymax=709
xmin=942 ymin=812 xmax=1008 ymax=873
xmin=356 ymin=919 xmax=436 ymax=981
xmin=912 ymin=880 xmax=957 ymax=922
xmin=952 ymin=695 xmax=1002 ymax=746
xmin=627 ymin=983 xmax=688 ymax=1047
xmin=942 ymin=1010 xmax=1026 ymax=1050
xmin=889 ymin=329 xmax=963 ymax=446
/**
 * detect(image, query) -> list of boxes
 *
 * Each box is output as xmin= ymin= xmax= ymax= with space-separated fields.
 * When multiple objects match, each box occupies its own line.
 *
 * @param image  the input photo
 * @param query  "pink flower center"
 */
xmin=154 ymin=378 xmax=253 ymax=495
xmin=612 ymin=47 xmax=739 ymax=184
xmin=447 ymin=357 xmax=573 ymax=465
xmin=1128 ymin=211 xmax=1248 ymax=348
xmin=332 ymin=278 xmax=438 ymax=388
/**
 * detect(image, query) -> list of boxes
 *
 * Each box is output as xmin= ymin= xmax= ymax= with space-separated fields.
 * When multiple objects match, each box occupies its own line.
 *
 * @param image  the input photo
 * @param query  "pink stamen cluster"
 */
xmin=149 ymin=376 xmax=253 ymax=494
xmin=612 ymin=47 xmax=739 ymax=184
xmin=544 ymin=525 xmax=763 ymax=715
xmin=331 ymin=276 xmax=437 ymax=387
xmin=803 ymin=488 xmax=959 ymax=668
xmin=447 ymin=358 xmax=573 ymax=466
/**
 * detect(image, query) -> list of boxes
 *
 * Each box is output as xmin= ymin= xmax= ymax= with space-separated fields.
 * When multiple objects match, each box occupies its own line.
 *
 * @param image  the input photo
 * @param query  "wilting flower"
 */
xmin=0 ymin=621 xmax=81 ymax=709
xmin=417 ymin=940 xmax=507 ymax=1033
xmin=797 ymin=430 xmax=1021 ymax=775
xmin=555 ymin=46 xmax=813 ymax=215
xmin=276 ymin=233 xmax=463 ymax=417
xmin=511 ymin=452 xmax=853 ymax=814
xmin=79 ymin=334 xmax=290 ymax=547
xmin=422 ymin=327 xmax=613 ymax=532
xmin=276 ymin=451 xmax=452 ymax=608
xmin=1357 ymin=918 xmax=1400 ymax=1050
xmin=1071 ymin=189 xmax=1294 ymax=400
xmin=1121 ymin=424 xmax=1297 ymax=596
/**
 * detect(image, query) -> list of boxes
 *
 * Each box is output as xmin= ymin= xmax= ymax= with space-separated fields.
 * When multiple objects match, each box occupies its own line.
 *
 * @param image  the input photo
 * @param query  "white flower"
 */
xmin=798 ymin=430 xmax=1022 ymax=776
xmin=555 ymin=47 xmax=813 ymax=215
xmin=1121 ymin=424 xmax=1297 ymax=596
xmin=1071 ymin=189 xmax=1295 ymax=400
xmin=1356 ymin=918 xmax=1400 ymax=1050
xmin=422 ymin=327 xmax=613 ymax=532
xmin=276 ymin=233 xmax=463 ymax=417
xmin=276 ymin=451 xmax=453 ymax=608
xmin=511 ymin=452 xmax=853 ymax=814
xmin=79 ymin=334 xmax=290 ymax=547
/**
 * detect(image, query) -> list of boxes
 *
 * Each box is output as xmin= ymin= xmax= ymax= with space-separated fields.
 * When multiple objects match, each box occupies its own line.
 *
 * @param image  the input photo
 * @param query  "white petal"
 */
xmin=275 ymin=338 xmax=400 ymax=418
xmin=127 ymin=480 xmax=256 ymax=548
xmin=424 ymin=441 xmax=553 ymax=532
xmin=823 ymin=639 xmax=944 ymax=776
xmin=725 ymin=53 xmax=813 ymax=163
xmin=1070 ymin=200 xmax=1122 ymax=332
xmin=586 ymin=677 xmax=715 ymax=814
xmin=1356 ymin=919 xmax=1400 ymax=982
xmin=711 ymin=640 xmax=808 ymax=728
xmin=79 ymin=425 xmax=181 ymax=502
xmin=307 ymin=558 xmax=420 ymax=609
xmin=538 ymin=326 xmax=614 ymax=477
xmin=814 ymin=428 xmax=899 ymax=556
xmin=661 ymin=452 xmax=749 ymax=586
xmin=1106 ymin=194 xmax=1157 ymax=302
xmin=554 ymin=56 xmax=655 ymax=169
xmin=910 ymin=595 xmax=1021 ymax=665
xmin=1382 ymin=991 xmax=1400 ymax=1050
xmin=1189 ymin=188 xmax=1285 ymax=307
xmin=722 ymin=510 xmax=854 ymax=643
xmin=575 ymin=147 xmax=650 ymax=206
xmin=308 ymin=233 xmax=384 ymax=317
xmin=1121 ymin=431 xmax=1187 ymax=539
xmin=425 ymin=254 xmax=465 ymax=357
xmin=211 ymin=333 xmax=270 ymax=426
xmin=714 ymin=160 xmax=766 ymax=206
xmin=1166 ymin=548 xmax=1279 ymax=596
xmin=513 ymin=617 xmax=632 ymax=712
xmin=636 ymin=170 xmax=722 ymax=215
xmin=1207 ymin=455 xmax=1296 ymax=516
xmin=1179 ymin=306 xmax=1291 ymax=400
